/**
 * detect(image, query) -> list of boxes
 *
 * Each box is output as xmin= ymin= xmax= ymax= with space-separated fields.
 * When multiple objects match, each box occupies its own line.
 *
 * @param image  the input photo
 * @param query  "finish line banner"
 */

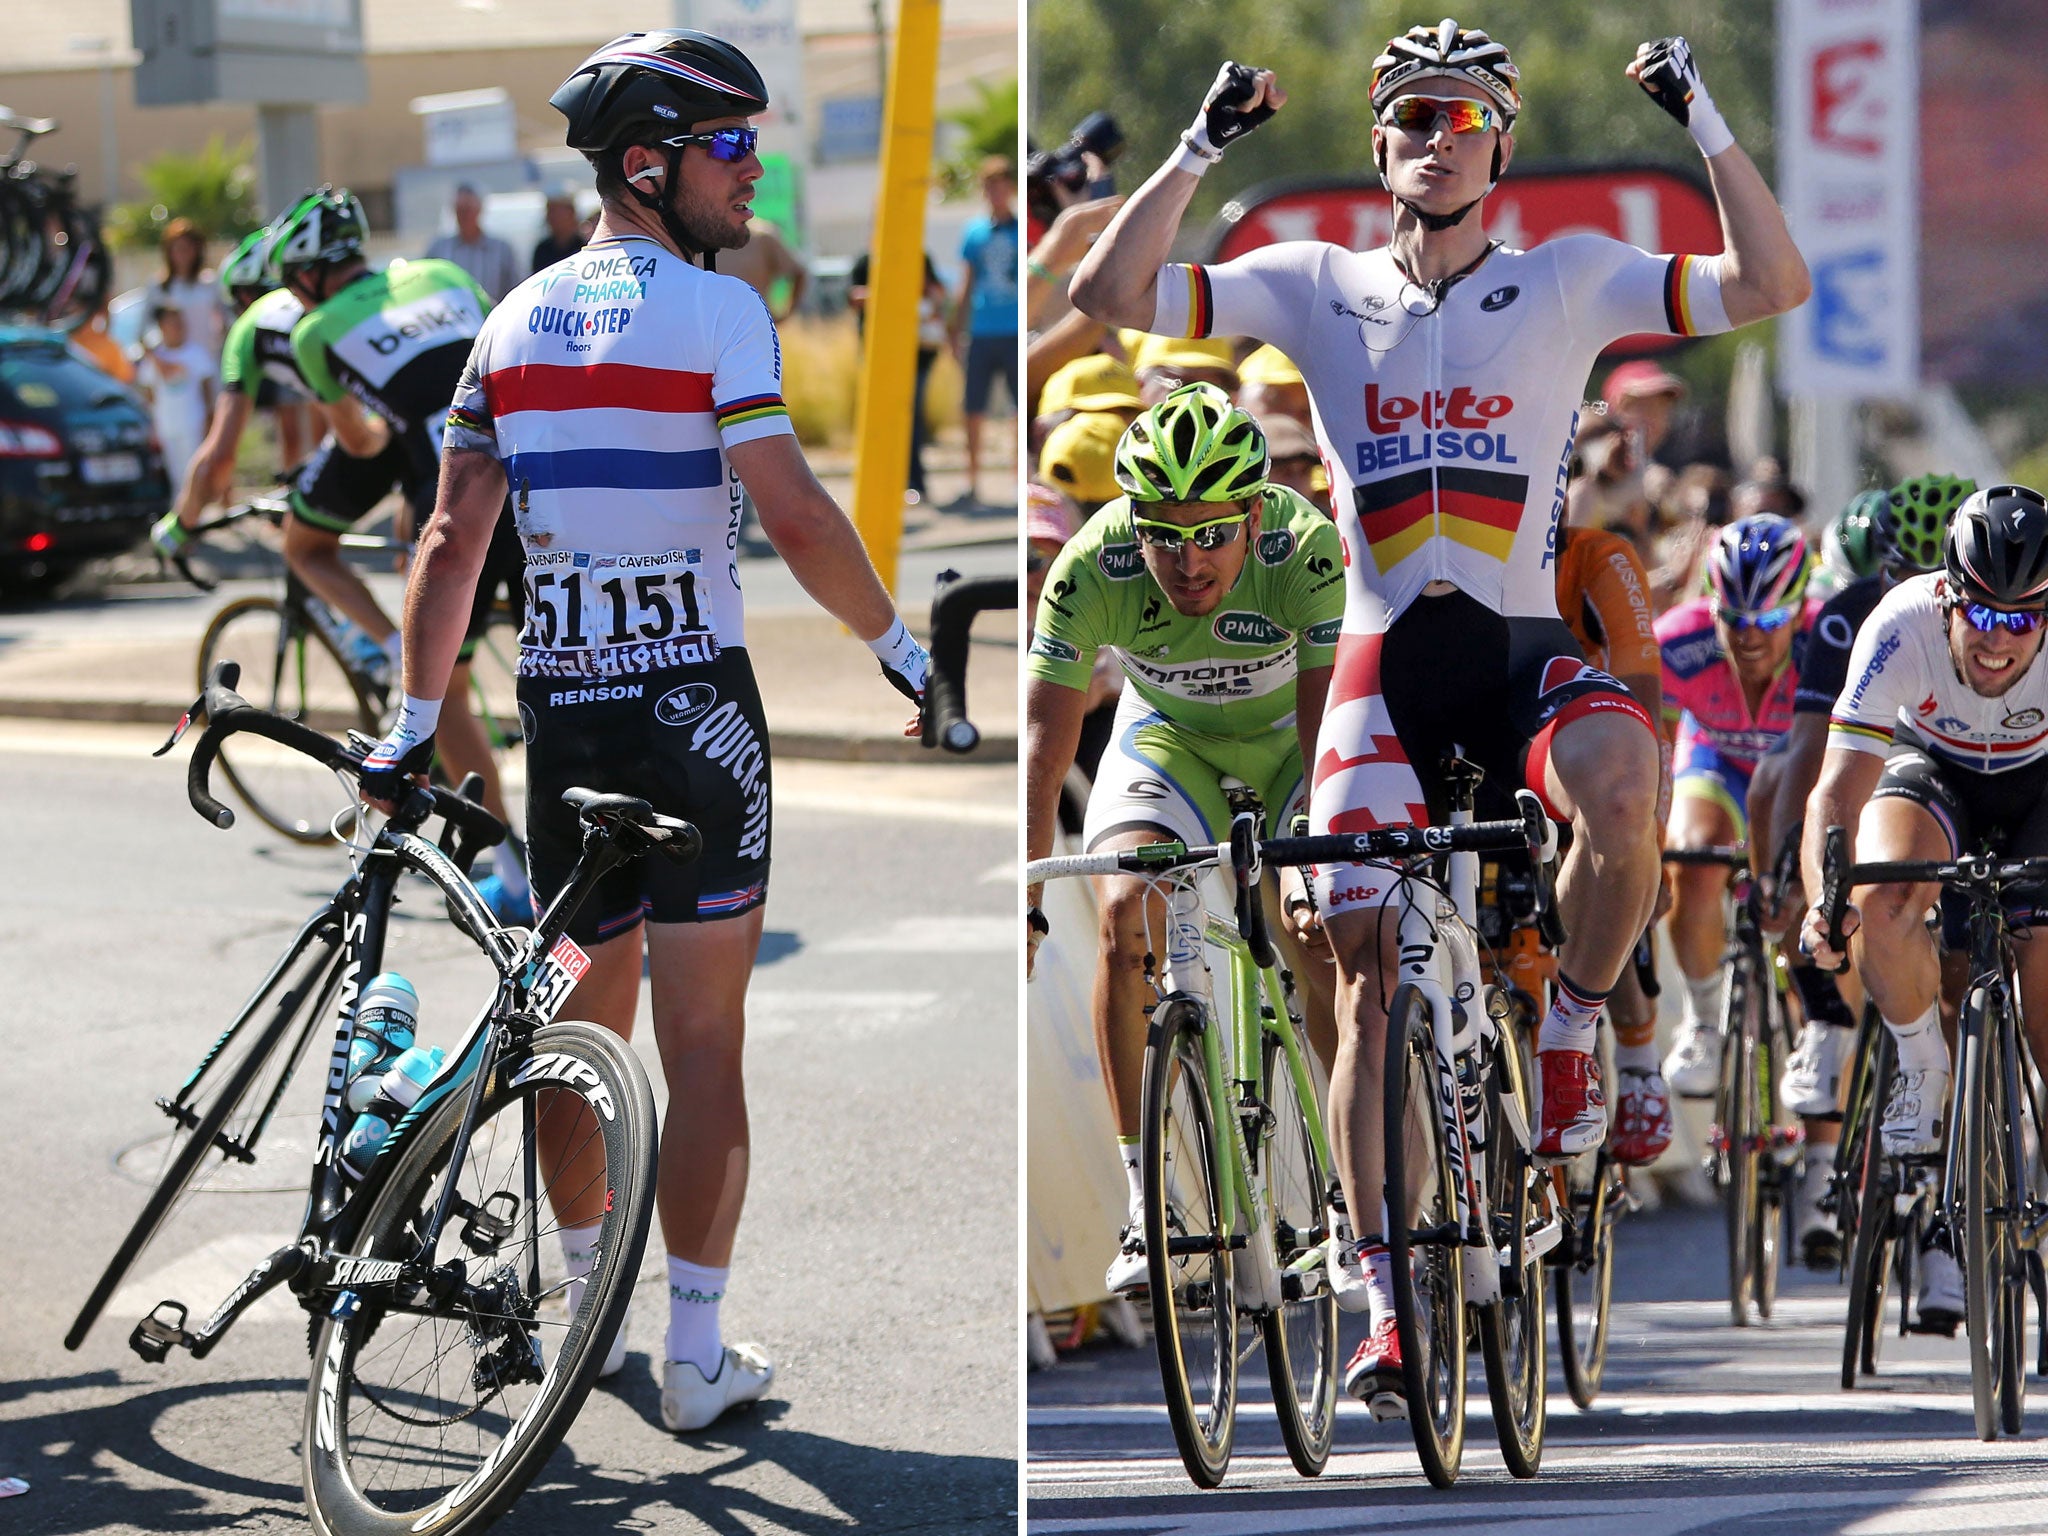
xmin=1776 ymin=0 xmax=1920 ymax=398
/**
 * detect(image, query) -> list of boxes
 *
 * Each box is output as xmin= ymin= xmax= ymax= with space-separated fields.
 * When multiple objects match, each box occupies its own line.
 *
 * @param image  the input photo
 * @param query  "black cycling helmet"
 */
xmin=1945 ymin=484 xmax=2048 ymax=610
xmin=552 ymin=31 xmax=769 ymax=152
xmin=266 ymin=187 xmax=366 ymax=284
xmin=551 ymin=31 xmax=768 ymax=266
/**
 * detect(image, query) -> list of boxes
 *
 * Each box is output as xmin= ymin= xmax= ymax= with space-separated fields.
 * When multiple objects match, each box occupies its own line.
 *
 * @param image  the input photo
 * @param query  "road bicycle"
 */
xmin=1259 ymin=760 xmax=1564 ymax=1488
xmin=1819 ymin=827 xmax=2048 ymax=1440
xmin=1026 ymin=783 xmax=1338 ymax=1487
xmin=63 ymin=661 xmax=690 ymax=1535
xmin=0 ymin=105 xmax=111 ymax=323
xmin=1667 ymin=843 xmax=1799 ymax=1326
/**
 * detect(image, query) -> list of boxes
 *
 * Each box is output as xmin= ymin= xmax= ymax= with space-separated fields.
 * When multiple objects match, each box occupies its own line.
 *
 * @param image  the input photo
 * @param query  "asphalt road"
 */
xmin=0 ymin=719 xmax=1019 ymax=1534
xmin=1028 ymin=1198 xmax=2048 ymax=1534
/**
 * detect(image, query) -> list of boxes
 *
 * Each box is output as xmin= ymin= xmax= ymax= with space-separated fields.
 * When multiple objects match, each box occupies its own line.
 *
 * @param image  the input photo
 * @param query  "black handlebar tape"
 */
xmin=1633 ymin=929 xmax=1662 ymax=999
xmin=1819 ymin=825 xmax=1851 ymax=975
xmin=1519 ymin=792 xmax=1570 ymax=950
xmin=923 ymin=571 xmax=1019 ymax=754
xmin=1662 ymin=845 xmax=1748 ymax=867
xmin=1262 ymin=816 xmax=1535 ymax=868
xmin=1230 ymin=815 xmax=1277 ymax=971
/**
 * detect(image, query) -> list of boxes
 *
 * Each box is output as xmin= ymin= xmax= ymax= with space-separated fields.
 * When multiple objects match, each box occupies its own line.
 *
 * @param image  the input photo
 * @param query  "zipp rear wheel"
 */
xmin=303 ymin=1022 xmax=657 ymax=1536
xmin=1141 ymin=998 xmax=1237 ymax=1488
xmin=1476 ymin=1016 xmax=1544 ymax=1478
xmin=1384 ymin=984 xmax=1465 ymax=1488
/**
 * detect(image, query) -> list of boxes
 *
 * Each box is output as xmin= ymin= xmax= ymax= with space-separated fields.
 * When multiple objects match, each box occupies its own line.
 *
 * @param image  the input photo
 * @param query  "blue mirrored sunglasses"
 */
xmin=661 ymin=126 xmax=759 ymax=162
xmin=1717 ymin=600 xmax=1801 ymax=633
xmin=1960 ymin=601 xmax=2048 ymax=635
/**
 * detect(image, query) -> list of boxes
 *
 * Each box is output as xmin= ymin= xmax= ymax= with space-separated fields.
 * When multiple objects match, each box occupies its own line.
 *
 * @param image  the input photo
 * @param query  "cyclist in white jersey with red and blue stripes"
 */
xmin=361 ymin=30 xmax=929 ymax=1436
xmin=1073 ymin=19 xmax=1810 ymax=1411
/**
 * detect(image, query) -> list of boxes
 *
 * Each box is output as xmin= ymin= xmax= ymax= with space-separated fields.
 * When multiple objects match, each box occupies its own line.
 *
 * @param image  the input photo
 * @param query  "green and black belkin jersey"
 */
xmin=220 ymin=287 xmax=307 ymax=398
xmin=291 ymin=257 xmax=490 ymax=466
xmin=1029 ymin=485 xmax=1344 ymax=738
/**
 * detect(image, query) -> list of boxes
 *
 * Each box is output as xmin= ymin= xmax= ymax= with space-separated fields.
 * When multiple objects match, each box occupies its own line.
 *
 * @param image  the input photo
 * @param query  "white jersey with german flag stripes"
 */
xmin=445 ymin=233 xmax=793 ymax=679
xmin=1828 ymin=572 xmax=2048 ymax=774
xmin=1151 ymin=235 xmax=1730 ymax=629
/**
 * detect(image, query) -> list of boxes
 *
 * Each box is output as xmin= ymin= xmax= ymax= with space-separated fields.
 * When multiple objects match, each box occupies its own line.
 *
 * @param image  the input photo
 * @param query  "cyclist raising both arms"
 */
xmin=1803 ymin=487 xmax=2048 ymax=1332
xmin=1025 ymin=384 xmax=1344 ymax=1299
xmin=362 ymin=30 xmax=929 ymax=1434
xmin=1072 ymin=19 xmax=1809 ymax=1410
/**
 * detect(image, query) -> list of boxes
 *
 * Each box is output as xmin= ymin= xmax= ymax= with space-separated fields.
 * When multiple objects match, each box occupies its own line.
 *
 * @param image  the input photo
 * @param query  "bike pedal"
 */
xmin=129 ymin=1300 xmax=192 ymax=1364
xmin=1366 ymin=1390 xmax=1409 ymax=1423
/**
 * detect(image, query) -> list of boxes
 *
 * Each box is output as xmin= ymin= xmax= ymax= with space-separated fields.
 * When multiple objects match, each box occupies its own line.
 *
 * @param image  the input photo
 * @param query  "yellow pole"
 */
xmin=848 ymin=0 xmax=943 ymax=598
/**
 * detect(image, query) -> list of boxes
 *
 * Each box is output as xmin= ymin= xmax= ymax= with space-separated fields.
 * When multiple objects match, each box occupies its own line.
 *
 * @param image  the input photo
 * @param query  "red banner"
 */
xmin=1202 ymin=164 xmax=1723 ymax=356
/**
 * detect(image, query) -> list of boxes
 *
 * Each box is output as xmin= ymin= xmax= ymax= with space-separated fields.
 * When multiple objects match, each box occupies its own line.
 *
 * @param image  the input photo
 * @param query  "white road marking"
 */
xmin=822 ymin=916 xmax=1016 ymax=953
xmin=745 ymin=990 xmax=942 ymax=1038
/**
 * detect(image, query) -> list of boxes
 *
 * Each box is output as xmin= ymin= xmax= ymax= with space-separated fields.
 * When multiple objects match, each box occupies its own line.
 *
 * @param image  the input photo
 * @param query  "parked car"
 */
xmin=0 ymin=326 xmax=170 ymax=594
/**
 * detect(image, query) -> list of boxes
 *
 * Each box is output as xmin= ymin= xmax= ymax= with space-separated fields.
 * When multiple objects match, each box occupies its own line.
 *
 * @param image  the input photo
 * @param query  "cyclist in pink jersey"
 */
xmin=1071 ymin=21 xmax=1809 ymax=1411
xmin=1659 ymin=516 xmax=1820 ymax=1092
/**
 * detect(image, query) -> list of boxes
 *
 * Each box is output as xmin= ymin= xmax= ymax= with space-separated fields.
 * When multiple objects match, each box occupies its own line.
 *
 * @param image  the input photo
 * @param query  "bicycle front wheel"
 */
xmin=1963 ymin=987 xmax=2027 ymax=1440
xmin=1384 ymin=983 xmax=1466 ymax=1489
xmin=1141 ymin=998 xmax=1237 ymax=1488
xmin=200 ymin=595 xmax=375 ymax=843
xmin=1719 ymin=960 xmax=1762 ymax=1327
xmin=303 ymin=1021 xmax=657 ymax=1536
xmin=1476 ymin=1015 xmax=1545 ymax=1478
xmin=1258 ymin=1031 xmax=1336 ymax=1478
xmin=1841 ymin=1022 xmax=1897 ymax=1390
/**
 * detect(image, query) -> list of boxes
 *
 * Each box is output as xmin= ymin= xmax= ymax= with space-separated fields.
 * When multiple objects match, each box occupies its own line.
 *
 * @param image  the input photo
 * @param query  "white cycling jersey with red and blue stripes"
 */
xmin=444 ymin=233 xmax=793 ymax=680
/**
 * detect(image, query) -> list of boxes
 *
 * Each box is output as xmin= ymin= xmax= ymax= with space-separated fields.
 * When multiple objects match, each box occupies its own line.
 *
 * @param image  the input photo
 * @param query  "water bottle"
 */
xmin=340 ymin=1044 xmax=446 ymax=1180
xmin=345 ymin=974 xmax=419 ymax=1114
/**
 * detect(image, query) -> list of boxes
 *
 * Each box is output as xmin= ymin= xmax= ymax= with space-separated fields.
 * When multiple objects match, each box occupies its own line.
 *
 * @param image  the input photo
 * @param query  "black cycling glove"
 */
xmin=1633 ymin=37 xmax=1734 ymax=156
xmin=1185 ymin=62 xmax=1277 ymax=160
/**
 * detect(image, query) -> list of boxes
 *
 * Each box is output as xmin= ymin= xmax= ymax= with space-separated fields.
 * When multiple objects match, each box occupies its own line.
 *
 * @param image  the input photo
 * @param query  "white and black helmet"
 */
xmin=1369 ymin=18 xmax=1521 ymax=126
xmin=1945 ymin=484 xmax=2048 ymax=610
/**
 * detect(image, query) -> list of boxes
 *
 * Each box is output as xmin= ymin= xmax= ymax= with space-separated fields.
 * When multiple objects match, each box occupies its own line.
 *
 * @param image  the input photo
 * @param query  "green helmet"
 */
xmin=1114 ymin=383 xmax=1269 ymax=503
xmin=218 ymin=224 xmax=275 ymax=300
xmin=265 ymin=186 xmax=366 ymax=283
xmin=1881 ymin=473 xmax=1975 ymax=574
xmin=1829 ymin=489 xmax=1891 ymax=580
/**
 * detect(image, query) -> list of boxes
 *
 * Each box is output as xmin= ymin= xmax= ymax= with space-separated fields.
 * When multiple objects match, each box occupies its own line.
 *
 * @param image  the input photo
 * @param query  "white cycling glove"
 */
xmin=1634 ymin=37 xmax=1735 ymax=158
xmin=363 ymin=693 xmax=441 ymax=781
xmin=867 ymin=616 xmax=931 ymax=705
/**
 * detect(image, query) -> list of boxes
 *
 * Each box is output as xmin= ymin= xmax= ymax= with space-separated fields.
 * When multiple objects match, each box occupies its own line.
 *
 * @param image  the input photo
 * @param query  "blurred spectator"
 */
xmin=1600 ymin=359 xmax=1688 ymax=466
xmin=1733 ymin=472 xmax=1808 ymax=522
xmin=1565 ymin=413 xmax=1653 ymax=548
xmin=136 ymin=302 xmax=216 ymax=487
xmin=849 ymin=248 xmax=947 ymax=503
xmin=530 ymin=190 xmax=586 ymax=273
xmin=1262 ymin=415 xmax=1330 ymax=512
xmin=1033 ymin=353 xmax=1141 ymax=454
xmin=950 ymin=156 xmax=1020 ymax=508
xmin=1125 ymin=333 xmax=1236 ymax=403
xmin=1025 ymin=193 xmax=1122 ymax=330
xmin=1027 ymin=479 xmax=1081 ymax=621
xmin=1236 ymin=343 xmax=1311 ymax=431
xmin=145 ymin=218 xmax=227 ymax=362
xmin=69 ymin=294 xmax=134 ymax=385
xmin=723 ymin=218 xmax=808 ymax=321
xmin=1649 ymin=464 xmax=1737 ymax=609
xmin=1038 ymin=409 xmax=1123 ymax=516
xmin=426 ymin=184 xmax=518 ymax=302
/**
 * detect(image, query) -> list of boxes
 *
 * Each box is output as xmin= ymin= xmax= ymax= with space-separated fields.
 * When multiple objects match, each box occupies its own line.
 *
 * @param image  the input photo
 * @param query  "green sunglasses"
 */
xmin=1132 ymin=509 xmax=1252 ymax=553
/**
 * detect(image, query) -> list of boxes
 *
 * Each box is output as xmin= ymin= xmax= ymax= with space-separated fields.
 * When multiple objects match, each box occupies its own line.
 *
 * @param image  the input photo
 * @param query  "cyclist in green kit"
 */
xmin=1025 ymin=383 xmax=1345 ymax=1297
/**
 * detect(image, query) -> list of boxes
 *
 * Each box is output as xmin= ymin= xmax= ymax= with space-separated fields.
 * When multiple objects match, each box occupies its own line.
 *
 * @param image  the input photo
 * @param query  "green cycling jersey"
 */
xmin=290 ymin=258 xmax=489 ymax=447
xmin=1028 ymin=485 xmax=1344 ymax=737
xmin=220 ymin=287 xmax=307 ymax=397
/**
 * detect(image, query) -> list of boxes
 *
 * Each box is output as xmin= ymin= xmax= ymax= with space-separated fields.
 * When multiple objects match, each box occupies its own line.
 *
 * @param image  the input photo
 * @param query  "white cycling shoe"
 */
xmin=1782 ymin=1022 xmax=1853 ymax=1117
xmin=1881 ymin=1065 xmax=1950 ymax=1156
xmin=661 ymin=1343 xmax=775 ymax=1433
xmin=1663 ymin=1019 xmax=1722 ymax=1098
xmin=1327 ymin=1237 xmax=1375 ymax=1315
xmin=597 ymin=1312 xmax=628 ymax=1378
xmin=1917 ymin=1245 xmax=1965 ymax=1333
xmin=1104 ymin=1226 xmax=1148 ymax=1297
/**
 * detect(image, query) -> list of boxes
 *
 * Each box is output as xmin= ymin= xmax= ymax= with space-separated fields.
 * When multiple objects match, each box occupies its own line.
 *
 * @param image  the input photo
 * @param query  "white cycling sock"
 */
xmin=1119 ymin=1138 xmax=1143 ymax=1224
xmin=1360 ymin=1242 xmax=1397 ymax=1325
xmin=1681 ymin=971 xmax=1725 ymax=1033
xmin=492 ymin=841 xmax=531 ymax=904
xmin=559 ymin=1220 xmax=602 ymax=1319
xmin=666 ymin=1256 xmax=727 ymax=1377
xmin=1615 ymin=1039 xmax=1661 ymax=1075
xmin=381 ymin=631 xmax=403 ymax=669
xmin=1885 ymin=1002 xmax=1948 ymax=1074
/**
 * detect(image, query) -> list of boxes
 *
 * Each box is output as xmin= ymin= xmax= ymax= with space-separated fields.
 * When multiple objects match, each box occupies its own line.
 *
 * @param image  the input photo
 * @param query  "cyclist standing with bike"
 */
xmin=1024 ymin=383 xmax=1343 ymax=1298
xmin=1802 ymin=485 xmax=2048 ymax=1331
xmin=1071 ymin=20 xmax=1809 ymax=1407
xmin=363 ymin=29 xmax=930 ymax=1435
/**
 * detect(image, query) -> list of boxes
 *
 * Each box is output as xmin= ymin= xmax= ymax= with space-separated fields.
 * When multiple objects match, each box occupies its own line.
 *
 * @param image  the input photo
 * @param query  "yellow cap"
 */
xmin=1038 ymin=354 xmax=1142 ymax=417
xmin=1038 ymin=411 xmax=1127 ymax=506
xmin=1123 ymin=330 xmax=1238 ymax=378
xmin=1236 ymin=343 xmax=1304 ymax=388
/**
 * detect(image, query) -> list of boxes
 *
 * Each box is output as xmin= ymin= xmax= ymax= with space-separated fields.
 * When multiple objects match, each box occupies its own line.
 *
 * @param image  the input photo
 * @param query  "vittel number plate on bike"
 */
xmin=526 ymin=934 xmax=592 ymax=1025
xmin=521 ymin=548 xmax=718 ymax=678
